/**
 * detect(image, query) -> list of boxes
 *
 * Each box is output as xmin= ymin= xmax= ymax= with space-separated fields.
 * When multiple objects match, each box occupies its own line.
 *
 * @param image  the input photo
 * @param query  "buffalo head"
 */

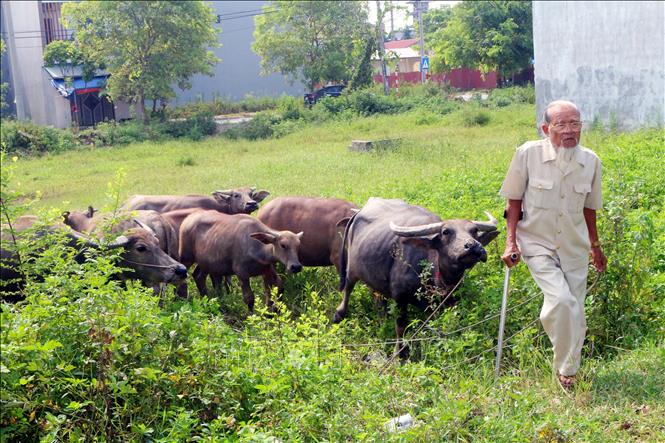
xmin=390 ymin=211 xmax=499 ymax=282
xmin=250 ymin=230 xmax=304 ymax=274
xmin=212 ymin=187 xmax=270 ymax=214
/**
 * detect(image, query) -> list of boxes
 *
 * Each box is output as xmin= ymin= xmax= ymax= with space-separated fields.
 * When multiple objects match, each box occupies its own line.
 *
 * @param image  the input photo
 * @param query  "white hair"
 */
xmin=543 ymin=100 xmax=580 ymax=123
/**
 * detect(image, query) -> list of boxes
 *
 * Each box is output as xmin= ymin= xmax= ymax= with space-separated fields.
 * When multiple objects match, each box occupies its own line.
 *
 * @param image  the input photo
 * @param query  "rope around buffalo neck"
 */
xmin=120 ymin=258 xmax=178 ymax=269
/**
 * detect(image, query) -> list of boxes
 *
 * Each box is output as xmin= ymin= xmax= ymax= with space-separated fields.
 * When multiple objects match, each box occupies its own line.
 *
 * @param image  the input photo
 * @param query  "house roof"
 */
xmin=384 ymin=38 xmax=419 ymax=50
xmin=43 ymin=66 xmax=109 ymax=97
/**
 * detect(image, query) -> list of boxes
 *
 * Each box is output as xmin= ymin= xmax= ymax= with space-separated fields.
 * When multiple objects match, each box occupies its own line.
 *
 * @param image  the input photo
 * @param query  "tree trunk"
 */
xmin=138 ymin=90 xmax=148 ymax=124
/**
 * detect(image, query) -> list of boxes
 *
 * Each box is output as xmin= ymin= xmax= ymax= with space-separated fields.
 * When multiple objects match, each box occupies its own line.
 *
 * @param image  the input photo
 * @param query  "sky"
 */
xmin=367 ymin=1 xmax=460 ymax=30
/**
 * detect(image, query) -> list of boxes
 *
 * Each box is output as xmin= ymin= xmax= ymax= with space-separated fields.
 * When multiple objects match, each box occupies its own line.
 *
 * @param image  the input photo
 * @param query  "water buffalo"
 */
xmin=178 ymin=210 xmax=303 ymax=312
xmin=63 ymin=208 xmax=179 ymax=260
xmin=123 ymin=187 xmax=270 ymax=214
xmin=1 ymin=216 xmax=187 ymax=301
xmin=334 ymin=198 xmax=499 ymax=357
xmin=257 ymin=197 xmax=358 ymax=272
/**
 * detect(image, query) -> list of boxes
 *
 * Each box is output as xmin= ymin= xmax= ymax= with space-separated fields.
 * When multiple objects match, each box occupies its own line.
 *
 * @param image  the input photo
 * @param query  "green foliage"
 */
xmin=169 ymin=95 xmax=283 ymax=119
xmin=2 ymin=107 xmax=664 ymax=440
xmin=462 ymin=106 xmax=491 ymax=126
xmin=253 ymin=1 xmax=370 ymax=91
xmin=0 ymin=120 xmax=75 ymax=155
xmin=1 ymin=38 xmax=8 ymax=113
xmin=429 ymin=1 xmax=533 ymax=77
xmin=62 ymin=1 xmax=219 ymax=122
xmin=42 ymin=40 xmax=100 ymax=82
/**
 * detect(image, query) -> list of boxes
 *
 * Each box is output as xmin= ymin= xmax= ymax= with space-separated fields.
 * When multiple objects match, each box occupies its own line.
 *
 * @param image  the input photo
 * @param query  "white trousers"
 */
xmin=524 ymin=254 xmax=588 ymax=376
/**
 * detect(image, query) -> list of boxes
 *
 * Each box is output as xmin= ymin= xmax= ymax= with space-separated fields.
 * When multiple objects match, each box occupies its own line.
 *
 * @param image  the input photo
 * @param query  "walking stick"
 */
xmin=495 ymin=253 xmax=517 ymax=378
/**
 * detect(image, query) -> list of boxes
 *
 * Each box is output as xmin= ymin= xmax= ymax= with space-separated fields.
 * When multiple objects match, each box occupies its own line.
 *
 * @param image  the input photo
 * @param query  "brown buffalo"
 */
xmin=257 ymin=197 xmax=358 ymax=272
xmin=178 ymin=210 xmax=303 ymax=312
xmin=123 ymin=187 xmax=270 ymax=214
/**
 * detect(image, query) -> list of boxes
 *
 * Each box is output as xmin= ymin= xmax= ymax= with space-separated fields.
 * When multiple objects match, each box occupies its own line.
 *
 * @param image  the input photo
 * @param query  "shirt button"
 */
xmin=557 ymin=229 xmax=562 ymax=234
xmin=559 ymin=212 xmax=563 ymax=217
xmin=561 ymin=194 xmax=565 ymax=199
xmin=555 ymin=245 xmax=560 ymax=250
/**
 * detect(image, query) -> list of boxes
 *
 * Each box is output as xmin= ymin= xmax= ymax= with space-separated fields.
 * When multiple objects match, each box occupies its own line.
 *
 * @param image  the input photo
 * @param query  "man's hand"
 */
xmin=590 ymin=246 xmax=607 ymax=272
xmin=502 ymin=244 xmax=521 ymax=267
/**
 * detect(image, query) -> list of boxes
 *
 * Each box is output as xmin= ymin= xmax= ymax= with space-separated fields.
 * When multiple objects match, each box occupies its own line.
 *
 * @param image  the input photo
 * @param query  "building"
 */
xmin=372 ymin=38 xmax=497 ymax=90
xmin=1 ymin=0 xmax=130 ymax=128
xmin=173 ymin=0 xmax=303 ymax=105
xmin=532 ymin=1 xmax=664 ymax=131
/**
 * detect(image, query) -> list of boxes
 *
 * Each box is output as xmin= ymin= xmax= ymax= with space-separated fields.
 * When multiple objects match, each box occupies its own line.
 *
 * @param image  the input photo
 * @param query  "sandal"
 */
xmin=556 ymin=372 xmax=576 ymax=390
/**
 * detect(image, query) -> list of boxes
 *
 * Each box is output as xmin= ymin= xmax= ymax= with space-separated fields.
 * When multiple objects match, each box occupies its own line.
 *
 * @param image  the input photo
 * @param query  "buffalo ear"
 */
xmin=251 ymin=190 xmax=270 ymax=202
xmin=212 ymin=191 xmax=232 ymax=203
xmin=86 ymin=206 xmax=96 ymax=218
xmin=477 ymin=230 xmax=500 ymax=246
xmin=62 ymin=211 xmax=71 ymax=223
xmin=295 ymin=231 xmax=304 ymax=240
xmin=250 ymin=232 xmax=276 ymax=244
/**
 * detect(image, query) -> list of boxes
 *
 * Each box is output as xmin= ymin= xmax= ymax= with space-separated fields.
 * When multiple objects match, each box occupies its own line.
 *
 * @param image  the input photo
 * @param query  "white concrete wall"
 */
xmin=533 ymin=1 xmax=664 ymax=131
xmin=2 ymin=1 xmax=72 ymax=128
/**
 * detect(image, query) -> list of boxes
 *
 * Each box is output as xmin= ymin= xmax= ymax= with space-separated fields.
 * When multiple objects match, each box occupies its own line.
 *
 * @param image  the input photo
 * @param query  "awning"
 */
xmin=49 ymin=76 xmax=108 ymax=97
xmin=44 ymin=66 xmax=109 ymax=97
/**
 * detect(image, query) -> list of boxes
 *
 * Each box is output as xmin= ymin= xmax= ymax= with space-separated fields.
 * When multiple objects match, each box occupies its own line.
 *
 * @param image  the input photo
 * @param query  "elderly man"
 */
xmin=499 ymin=100 xmax=607 ymax=389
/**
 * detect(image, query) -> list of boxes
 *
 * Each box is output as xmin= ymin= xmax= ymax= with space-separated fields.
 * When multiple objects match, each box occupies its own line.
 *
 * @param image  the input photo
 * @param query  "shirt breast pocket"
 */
xmin=527 ymin=178 xmax=555 ymax=209
xmin=569 ymin=183 xmax=591 ymax=213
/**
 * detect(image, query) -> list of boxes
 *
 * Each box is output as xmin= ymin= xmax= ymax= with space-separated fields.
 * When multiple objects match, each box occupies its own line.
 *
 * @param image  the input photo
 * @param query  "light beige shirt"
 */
xmin=499 ymin=139 xmax=602 ymax=271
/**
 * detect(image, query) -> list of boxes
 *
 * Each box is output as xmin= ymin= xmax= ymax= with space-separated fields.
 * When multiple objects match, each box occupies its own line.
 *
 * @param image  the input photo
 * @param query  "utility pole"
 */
xmin=389 ymin=1 xmax=394 ymax=37
xmin=376 ymin=0 xmax=390 ymax=95
xmin=415 ymin=0 xmax=426 ymax=83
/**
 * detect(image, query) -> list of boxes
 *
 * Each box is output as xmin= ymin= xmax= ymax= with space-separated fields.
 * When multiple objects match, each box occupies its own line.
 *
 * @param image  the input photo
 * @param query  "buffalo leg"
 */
xmin=238 ymin=277 xmax=255 ymax=313
xmin=210 ymin=275 xmax=232 ymax=294
xmin=193 ymin=266 xmax=208 ymax=297
xmin=395 ymin=304 xmax=410 ymax=360
xmin=333 ymin=278 xmax=357 ymax=323
xmin=176 ymin=281 xmax=188 ymax=299
xmin=261 ymin=266 xmax=283 ymax=309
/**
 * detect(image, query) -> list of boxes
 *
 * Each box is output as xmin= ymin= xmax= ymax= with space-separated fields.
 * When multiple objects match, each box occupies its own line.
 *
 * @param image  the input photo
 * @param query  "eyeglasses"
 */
xmin=550 ymin=121 xmax=583 ymax=131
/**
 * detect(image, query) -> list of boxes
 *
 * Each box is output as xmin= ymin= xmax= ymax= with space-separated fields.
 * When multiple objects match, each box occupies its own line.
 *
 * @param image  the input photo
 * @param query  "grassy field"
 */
xmin=2 ymin=102 xmax=664 ymax=441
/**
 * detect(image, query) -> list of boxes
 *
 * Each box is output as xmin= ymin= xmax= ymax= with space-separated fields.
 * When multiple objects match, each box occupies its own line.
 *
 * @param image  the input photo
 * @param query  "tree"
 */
xmin=428 ymin=1 xmax=532 ymax=79
xmin=253 ymin=1 xmax=370 ymax=92
xmin=42 ymin=40 xmax=101 ymax=85
xmin=1 ymin=38 xmax=8 ymax=113
xmin=61 ymin=1 xmax=219 ymax=123
xmin=417 ymin=6 xmax=453 ymax=43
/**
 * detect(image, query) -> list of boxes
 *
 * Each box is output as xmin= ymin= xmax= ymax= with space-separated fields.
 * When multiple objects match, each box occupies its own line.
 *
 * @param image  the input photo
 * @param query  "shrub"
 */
xmin=0 ymin=120 xmax=75 ymax=155
xmin=462 ymin=107 xmax=491 ymax=126
xmin=223 ymin=111 xmax=279 ymax=140
xmin=159 ymin=112 xmax=216 ymax=141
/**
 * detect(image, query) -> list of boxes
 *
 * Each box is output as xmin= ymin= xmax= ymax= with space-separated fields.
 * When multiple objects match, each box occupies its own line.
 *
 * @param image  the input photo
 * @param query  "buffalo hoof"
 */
xmin=333 ymin=310 xmax=345 ymax=324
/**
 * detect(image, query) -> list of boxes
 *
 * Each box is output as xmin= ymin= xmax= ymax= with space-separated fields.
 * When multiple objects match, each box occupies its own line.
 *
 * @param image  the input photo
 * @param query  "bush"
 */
xmin=462 ymin=107 xmax=491 ymax=126
xmin=0 ymin=120 xmax=75 ymax=155
xmin=223 ymin=111 xmax=280 ymax=140
xmin=79 ymin=120 xmax=150 ymax=146
xmin=487 ymin=85 xmax=535 ymax=107
xmin=158 ymin=112 xmax=216 ymax=141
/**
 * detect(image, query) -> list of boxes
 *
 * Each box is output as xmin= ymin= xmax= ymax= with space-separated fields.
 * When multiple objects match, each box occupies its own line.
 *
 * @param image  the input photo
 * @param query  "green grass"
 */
xmin=2 ymin=103 xmax=664 ymax=441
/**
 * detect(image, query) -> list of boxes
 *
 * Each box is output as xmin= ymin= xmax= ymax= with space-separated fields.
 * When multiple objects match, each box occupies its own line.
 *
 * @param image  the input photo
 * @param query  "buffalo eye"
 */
xmin=441 ymin=228 xmax=452 ymax=236
xmin=470 ymin=228 xmax=479 ymax=236
xmin=136 ymin=245 xmax=147 ymax=252
xmin=280 ymin=243 xmax=287 ymax=249
xmin=234 ymin=194 xmax=240 ymax=199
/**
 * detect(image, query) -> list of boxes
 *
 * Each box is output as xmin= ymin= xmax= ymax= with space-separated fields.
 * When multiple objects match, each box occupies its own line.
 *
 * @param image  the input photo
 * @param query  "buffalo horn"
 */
xmin=390 ymin=221 xmax=444 ymax=237
xmin=133 ymin=218 xmax=156 ymax=236
xmin=472 ymin=211 xmax=498 ymax=231
xmin=108 ymin=235 xmax=129 ymax=249
xmin=68 ymin=229 xmax=99 ymax=248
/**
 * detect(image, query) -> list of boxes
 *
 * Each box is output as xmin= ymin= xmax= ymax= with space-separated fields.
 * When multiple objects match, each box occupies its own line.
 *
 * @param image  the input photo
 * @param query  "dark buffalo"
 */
xmin=1 ymin=215 xmax=187 ymax=301
xmin=123 ymin=187 xmax=270 ymax=214
xmin=334 ymin=198 xmax=499 ymax=357
xmin=178 ymin=210 xmax=303 ymax=312
xmin=63 ymin=208 xmax=179 ymax=261
xmin=257 ymin=197 xmax=358 ymax=272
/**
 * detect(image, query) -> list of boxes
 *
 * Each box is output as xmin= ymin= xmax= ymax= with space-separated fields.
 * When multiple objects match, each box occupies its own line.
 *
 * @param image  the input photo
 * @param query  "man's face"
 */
xmin=541 ymin=106 xmax=582 ymax=148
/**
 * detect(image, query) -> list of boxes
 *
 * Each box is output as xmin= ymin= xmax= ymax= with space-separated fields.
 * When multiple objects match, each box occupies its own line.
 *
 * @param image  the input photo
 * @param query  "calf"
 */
xmin=178 ymin=210 xmax=303 ymax=312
